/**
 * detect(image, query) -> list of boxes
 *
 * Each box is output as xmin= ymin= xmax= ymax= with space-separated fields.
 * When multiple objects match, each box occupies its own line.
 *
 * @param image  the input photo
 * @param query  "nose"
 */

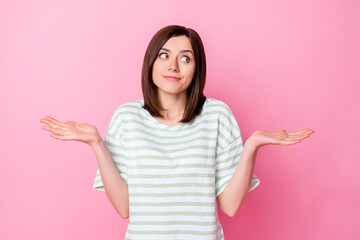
xmin=168 ymin=57 xmax=179 ymax=72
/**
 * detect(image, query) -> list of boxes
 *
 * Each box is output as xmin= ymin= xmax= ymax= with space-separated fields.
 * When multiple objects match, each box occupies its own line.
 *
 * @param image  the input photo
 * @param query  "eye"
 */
xmin=180 ymin=56 xmax=190 ymax=62
xmin=159 ymin=52 xmax=168 ymax=59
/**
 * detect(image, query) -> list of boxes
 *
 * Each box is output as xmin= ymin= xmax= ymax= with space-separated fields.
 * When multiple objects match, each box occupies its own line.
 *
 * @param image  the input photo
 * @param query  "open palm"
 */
xmin=40 ymin=116 xmax=100 ymax=146
xmin=247 ymin=128 xmax=314 ymax=148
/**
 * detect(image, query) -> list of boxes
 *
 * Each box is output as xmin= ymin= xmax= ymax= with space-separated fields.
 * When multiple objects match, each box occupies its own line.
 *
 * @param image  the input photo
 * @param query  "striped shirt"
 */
xmin=93 ymin=98 xmax=260 ymax=240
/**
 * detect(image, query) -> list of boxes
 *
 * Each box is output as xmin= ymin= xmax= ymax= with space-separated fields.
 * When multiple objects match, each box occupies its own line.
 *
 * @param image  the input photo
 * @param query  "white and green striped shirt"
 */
xmin=93 ymin=98 xmax=260 ymax=240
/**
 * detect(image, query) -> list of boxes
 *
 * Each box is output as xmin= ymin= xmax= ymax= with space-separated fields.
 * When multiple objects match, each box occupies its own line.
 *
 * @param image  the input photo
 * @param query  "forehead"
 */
xmin=162 ymin=35 xmax=193 ymax=52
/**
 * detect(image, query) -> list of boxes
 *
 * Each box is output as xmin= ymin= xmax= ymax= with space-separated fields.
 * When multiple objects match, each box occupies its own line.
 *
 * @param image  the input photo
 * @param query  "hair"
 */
xmin=141 ymin=25 xmax=207 ymax=124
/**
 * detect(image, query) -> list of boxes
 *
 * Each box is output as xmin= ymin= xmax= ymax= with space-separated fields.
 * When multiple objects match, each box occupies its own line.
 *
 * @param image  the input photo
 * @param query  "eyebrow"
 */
xmin=160 ymin=47 xmax=194 ymax=55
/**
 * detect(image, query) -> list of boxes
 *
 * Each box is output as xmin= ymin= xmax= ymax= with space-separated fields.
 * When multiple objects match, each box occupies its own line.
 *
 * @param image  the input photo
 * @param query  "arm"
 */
xmin=40 ymin=116 xmax=129 ymax=219
xmin=92 ymin=138 xmax=129 ymax=219
xmin=216 ymin=141 xmax=258 ymax=217
xmin=217 ymin=128 xmax=314 ymax=217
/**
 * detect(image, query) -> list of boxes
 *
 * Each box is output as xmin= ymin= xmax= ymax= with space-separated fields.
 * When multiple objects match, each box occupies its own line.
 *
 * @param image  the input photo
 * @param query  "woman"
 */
xmin=40 ymin=25 xmax=314 ymax=240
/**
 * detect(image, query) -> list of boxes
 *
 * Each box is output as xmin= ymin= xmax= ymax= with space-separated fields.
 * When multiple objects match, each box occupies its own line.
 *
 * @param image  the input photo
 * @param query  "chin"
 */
xmin=157 ymin=87 xmax=187 ymax=96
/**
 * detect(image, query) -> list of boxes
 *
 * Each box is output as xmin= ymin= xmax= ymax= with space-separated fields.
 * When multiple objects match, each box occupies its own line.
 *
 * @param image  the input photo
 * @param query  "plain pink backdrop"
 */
xmin=1 ymin=0 xmax=359 ymax=239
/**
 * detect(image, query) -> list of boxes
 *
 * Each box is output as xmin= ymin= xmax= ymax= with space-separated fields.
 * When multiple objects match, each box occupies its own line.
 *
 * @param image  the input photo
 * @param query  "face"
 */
xmin=152 ymin=35 xmax=196 ymax=97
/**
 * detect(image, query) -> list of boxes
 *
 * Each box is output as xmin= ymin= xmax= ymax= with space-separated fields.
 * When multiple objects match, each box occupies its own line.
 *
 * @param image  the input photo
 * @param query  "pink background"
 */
xmin=1 ymin=0 xmax=359 ymax=239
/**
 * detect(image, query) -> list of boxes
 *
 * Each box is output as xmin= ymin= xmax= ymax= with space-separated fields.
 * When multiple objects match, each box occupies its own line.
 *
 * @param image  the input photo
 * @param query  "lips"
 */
xmin=163 ymin=75 xmax=181 ymax=81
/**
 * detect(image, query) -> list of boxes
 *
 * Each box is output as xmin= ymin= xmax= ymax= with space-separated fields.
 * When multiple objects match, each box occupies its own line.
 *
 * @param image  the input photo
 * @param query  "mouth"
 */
xmin=163 ymin=75 xmax=181 ymax=81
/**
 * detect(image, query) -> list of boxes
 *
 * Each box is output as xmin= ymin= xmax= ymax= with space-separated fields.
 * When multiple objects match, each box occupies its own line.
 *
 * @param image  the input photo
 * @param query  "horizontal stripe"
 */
xmin=130 ymin=211 xmax=215 ymax=216
xmin=123 ymin=125 xmax=218 ymax=139
xmin=129 ymin=173 xmax=214 ymax=178
xmin=127 ymin=164 xmax=214 ymax=169
xmin=123 ymin=136 xmax=216 ymax=145
xmin=217 ymin=162 xmax=239 ymax=172
xmin=130 ymin=202 xmax=214 ymax=207
xmin=217 ymin=143 xmax=243 ymax=158
xmin=129 ymin=192 xmax=214 ymax=197
xmin=110 ymin=152 xmax=215 ymax=160
xmin=130 ymin=220 xmax=216 ymax=226
xmin=216 ymin=151 xmax=242 ymax=164
xmin=126 ymin=229 xmax=217 ymax=235
xmin=128 ymin=183 xmax=214 ymax=188
xmin=116 ymin=143 xmax=214 ymax=153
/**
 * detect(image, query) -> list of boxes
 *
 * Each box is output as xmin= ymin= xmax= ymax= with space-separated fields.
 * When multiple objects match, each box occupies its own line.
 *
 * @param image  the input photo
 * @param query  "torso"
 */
xmin=93 ymin=97 xmax=254 ymax=240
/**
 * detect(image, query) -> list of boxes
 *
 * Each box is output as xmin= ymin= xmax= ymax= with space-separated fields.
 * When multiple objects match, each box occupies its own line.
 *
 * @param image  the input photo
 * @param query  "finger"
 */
xmin=279 ymin=139 xmax=301 ymax=145
xmin=281 ymin=133 xmax=312 ymax=144
xmin=40 ymin=118 xmax=58 ymax=128
xmin=41 ymin=119 xmax=68 ymax=130
xmin=44 ymin=116 xmax=61 ymax=122
xmin=42 ymin=125 xmax=67 ymax=135
xmin=285 ymin=132 xmax=311 ymax=140
xmin=42 ymin=116 xmax=66 ymax=127
xmin=50 ymin=134 xmax=67 ymax=140
xmin=66 ymin=121 xmax=76 ymax=125
xmin=297 ymin=134 xmax=311 ymax=141
xmin=41 ymin=125 xmax=52 ymax=132
xmin=287 ymin=132 xmax=302 ymax=136
xmin=284 ymin=132 xmax=312 ymax=141
xmin=41 ymin=122 xmax=68 ymax=134
xmin=283 ymin=136 xmax=302 ymax=141
xmin=44 ymin=116 xmax=67 ymax=127
xmin=287 ymin=129 xmax=313 ymax=136
xmin=287 ymin=129 xmax=308 ymax=134
xmin=50 ymin=133 xmax=76 ymax=141
xmin=42 ymin=125 xmax=59 ymax=133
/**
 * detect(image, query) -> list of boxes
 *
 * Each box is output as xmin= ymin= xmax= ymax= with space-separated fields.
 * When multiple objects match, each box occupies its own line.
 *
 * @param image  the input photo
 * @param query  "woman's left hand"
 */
xmin=246 ymin=128 xmax=314 ymax=150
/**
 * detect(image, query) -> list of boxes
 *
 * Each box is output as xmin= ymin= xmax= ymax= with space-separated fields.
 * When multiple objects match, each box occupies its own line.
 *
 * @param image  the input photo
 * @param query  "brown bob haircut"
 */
xmin=141 ymin=25 xmax=207 ymax=124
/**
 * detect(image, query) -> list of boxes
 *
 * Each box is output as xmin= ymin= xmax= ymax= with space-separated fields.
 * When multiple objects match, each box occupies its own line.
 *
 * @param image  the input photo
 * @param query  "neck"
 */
xmin=157 ymin=90 xmax=188 ymax=120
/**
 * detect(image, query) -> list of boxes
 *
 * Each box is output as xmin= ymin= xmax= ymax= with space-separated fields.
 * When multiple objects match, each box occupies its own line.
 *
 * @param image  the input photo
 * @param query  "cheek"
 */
xmin=183 ymin=68 xmax=196 ymax=86
xmin=186 ymin=65 xmax=196 ymax=79
xmin=152 ymin=63 xmax=163 ymax=80
xmin=152 ymin=62 xmax=159 ymax=74
xmin=153 ymin=59 xmax=163 ymax=71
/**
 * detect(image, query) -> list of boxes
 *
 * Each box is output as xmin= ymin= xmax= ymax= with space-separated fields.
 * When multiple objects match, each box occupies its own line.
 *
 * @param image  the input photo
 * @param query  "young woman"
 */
xmin=40 ymin=25 xmax=314 ymax=240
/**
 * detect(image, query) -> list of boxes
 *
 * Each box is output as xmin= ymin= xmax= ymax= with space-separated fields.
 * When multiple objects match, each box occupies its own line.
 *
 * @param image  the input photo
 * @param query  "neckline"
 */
xmin=139 ymin=98 xmax=209 ymax=131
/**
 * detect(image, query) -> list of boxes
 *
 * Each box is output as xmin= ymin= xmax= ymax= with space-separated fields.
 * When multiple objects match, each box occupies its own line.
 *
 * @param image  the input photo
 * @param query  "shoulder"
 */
xmin=206 ymin=98 xmax=240 ymax=131
xmin=205 ymin=98 xmax=234 ymax=116
xmin=110 ymin=99 xmax=144 ymax=120
xmin=115 ymin=99 xmax=142 ymax=111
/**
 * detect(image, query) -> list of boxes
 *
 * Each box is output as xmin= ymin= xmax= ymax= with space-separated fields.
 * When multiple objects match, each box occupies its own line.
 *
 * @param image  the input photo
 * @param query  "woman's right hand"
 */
xmin=40 ymin=116 xmax=101 ymax=147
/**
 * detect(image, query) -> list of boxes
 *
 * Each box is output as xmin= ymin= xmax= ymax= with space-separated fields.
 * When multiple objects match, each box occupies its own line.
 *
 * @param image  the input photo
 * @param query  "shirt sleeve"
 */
xmin=215 ymin=102 xmax=260 ymax=197
xmin=93 ymin=107 xmax=127 ymax=191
